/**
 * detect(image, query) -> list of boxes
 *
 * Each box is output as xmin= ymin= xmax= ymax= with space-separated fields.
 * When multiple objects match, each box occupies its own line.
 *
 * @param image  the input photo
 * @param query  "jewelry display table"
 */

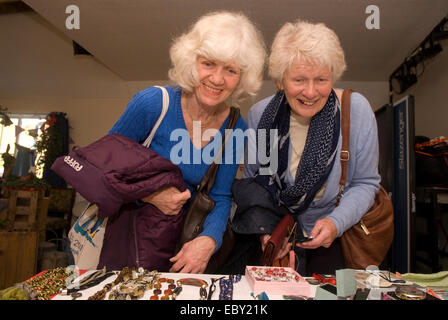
xmin=5 ymin=268 xmax=445 ymax=319
xmin=51 ymin=269 xmax=319 ymax=300
xmin=46 ymin=268 xmax=431 ymax=301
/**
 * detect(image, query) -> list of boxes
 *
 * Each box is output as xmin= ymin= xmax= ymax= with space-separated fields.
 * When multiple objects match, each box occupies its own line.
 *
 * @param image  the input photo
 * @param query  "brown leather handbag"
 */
xmin=176 ymin=106 xmax=240 ymax=273
xmin=337 ymin=89 xmax=394 ymax=269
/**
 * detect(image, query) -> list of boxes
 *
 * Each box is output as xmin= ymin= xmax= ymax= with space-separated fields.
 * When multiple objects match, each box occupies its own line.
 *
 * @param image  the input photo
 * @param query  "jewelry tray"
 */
xmin=245 ymin=266 xmax=310 ymax=297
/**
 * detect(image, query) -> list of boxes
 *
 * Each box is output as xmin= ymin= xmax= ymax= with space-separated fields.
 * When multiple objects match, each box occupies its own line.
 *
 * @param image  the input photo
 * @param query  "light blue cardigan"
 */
xmin=243 ymin=91 xmax=381 ymax=238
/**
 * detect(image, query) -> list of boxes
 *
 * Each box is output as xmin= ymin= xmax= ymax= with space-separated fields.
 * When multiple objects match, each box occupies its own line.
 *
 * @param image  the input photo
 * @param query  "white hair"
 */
xmin=269 ymin=20 xmax=347 ymax=83
xmin=168 ymin=11 xmax=267 ymax=105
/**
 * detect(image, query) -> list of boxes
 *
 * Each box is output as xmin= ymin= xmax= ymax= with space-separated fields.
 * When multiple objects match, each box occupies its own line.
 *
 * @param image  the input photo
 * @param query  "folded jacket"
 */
xmin=231 ymin=178 xmax=285 ymax=235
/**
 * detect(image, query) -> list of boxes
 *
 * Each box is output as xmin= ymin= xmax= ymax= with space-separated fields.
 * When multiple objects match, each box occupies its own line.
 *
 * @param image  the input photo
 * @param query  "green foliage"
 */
xmin=1 ymin=173 xmax=50 ymax=190
xmin=34 ymin=123 xmax=63 ymax=174
xmin=1 ymin=145 xmax=15 ymax=168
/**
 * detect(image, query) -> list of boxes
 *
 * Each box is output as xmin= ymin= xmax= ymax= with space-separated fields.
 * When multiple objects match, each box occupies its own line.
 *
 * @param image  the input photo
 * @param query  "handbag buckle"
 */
xmin=340 ymin=150 xmax=350 ymax=161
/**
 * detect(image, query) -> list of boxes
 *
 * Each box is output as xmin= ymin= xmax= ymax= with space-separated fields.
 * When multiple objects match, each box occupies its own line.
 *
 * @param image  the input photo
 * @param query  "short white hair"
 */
xmin=269 ymin=20 xmax=346 ymax=83
xmin=168 ymin=11 xmax=267 ymax=105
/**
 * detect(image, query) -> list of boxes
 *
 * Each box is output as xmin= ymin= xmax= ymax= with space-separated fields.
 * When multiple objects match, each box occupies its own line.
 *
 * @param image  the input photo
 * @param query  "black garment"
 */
xmin=220 ymin=234 xmax=345 ymax=277
xmin=225 ymin=177 xmax=346 ymax=276
xmin=231 ymin=178 xmax=288 ymax=236
xmin=304 ymin=238 xmax=345 ymax=276
xmin=219 ymin=233 xmax=262 ymax=275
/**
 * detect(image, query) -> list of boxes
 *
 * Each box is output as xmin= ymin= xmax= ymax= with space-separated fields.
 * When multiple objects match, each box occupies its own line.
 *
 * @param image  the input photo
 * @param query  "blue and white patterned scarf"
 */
xmin=254 ymin=90 xmax=340 ymax=215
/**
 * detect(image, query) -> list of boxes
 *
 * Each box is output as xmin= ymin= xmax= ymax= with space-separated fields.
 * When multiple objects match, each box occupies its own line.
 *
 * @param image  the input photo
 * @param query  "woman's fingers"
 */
xmin=296 ymin=218 xmax=337 ymax=249
xmin=169 ymin=236 xmax=215 ymax=274
xmin=142 ymin=187 xmax=191 ymax=215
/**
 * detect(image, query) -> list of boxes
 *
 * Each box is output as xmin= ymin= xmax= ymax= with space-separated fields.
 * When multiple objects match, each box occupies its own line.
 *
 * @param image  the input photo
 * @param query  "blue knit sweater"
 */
xmin=108 ymin=86 xmax=246 ymax=251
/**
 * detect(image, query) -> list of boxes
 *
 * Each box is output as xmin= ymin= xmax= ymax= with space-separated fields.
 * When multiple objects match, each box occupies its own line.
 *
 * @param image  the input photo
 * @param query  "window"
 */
xmin=0 ymin=113 xmax=47 ymax=177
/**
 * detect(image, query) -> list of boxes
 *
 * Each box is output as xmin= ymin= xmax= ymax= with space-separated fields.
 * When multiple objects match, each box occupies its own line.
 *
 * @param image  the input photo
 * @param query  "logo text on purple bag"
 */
xmin=64 ymin=156 xmax=84 ymax=172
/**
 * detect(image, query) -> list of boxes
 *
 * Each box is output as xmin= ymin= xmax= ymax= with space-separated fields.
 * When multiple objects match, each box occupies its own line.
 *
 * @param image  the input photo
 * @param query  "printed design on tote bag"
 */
xmin=71 ymin=203 xmax=104 ymax=247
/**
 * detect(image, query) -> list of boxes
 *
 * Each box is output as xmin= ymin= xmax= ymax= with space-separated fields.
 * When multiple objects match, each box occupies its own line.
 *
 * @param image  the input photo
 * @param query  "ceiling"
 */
xmin=20 ymin=0 xmax=448 ymax=82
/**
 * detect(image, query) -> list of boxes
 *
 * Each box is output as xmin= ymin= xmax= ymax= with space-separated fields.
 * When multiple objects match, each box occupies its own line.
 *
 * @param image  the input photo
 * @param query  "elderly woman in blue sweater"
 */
xmin=237 ymin=20 xmax=380 ymax=275
xmin=109 ymin=11 xmax=266 ymax=273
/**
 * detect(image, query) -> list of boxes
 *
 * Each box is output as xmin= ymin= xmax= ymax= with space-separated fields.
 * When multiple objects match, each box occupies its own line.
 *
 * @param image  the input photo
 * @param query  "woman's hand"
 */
xmin=260 ymin=234 xmax=292 ymax=261
xmin=169 ymin=236 xmax=216 ymax=273
xmin=296 ymin=218 xmax=338 ymax=249
xmin=141 ymin=186 xmax=191 ymax=215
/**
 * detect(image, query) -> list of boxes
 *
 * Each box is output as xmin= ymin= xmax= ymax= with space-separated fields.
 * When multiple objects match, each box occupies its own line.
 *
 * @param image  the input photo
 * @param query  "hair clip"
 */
xmin=177 ymin=278 xmax=208 ymax=300
xmin=177 ymin=278 xmax=208 ymax=288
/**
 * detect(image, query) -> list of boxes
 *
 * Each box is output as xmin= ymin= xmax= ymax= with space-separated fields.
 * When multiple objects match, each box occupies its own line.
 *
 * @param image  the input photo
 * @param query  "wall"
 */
xmin=395 ymin=46 xmax=448 ymax=138
xmin=0 ymin=11 xmax=170 ymax=146
xmin=1 ymin=11 xmax=389 ymax=148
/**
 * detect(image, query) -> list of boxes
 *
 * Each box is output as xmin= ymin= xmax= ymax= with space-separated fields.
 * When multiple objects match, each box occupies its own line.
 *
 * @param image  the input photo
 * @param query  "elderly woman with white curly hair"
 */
xmin=109 ymin=11 xmax=266 ymax=273
xmin=228 ymin=20 xmax=380 ymax=276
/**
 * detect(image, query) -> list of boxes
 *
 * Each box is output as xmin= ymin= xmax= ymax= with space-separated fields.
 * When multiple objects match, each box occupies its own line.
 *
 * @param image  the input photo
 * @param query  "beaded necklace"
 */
xmin=219 ymin=274 xmax=242 ymax=300
xmin=25 ymin=267 xmax=74 ymax=300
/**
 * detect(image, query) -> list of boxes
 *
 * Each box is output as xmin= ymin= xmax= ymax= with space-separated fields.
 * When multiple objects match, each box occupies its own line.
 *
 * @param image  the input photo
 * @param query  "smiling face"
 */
xmin=193 ymin=56 xmax=241 ymax=108
xmin=277 ymin=60 xmax=333 ymax=118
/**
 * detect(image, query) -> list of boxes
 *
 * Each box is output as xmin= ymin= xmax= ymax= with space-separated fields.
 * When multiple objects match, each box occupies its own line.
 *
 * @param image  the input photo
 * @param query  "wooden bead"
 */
xmin=168 ymin=283 xmax=176 ymax=290
xmin=153 ymin=289 xmax=162 ymax=295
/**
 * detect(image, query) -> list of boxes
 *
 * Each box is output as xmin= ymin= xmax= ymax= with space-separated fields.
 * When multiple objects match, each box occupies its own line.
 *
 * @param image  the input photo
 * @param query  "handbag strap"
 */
xmin=336 ymin=89 xmax=353 ymax=206
xmin=142 ymin=86 xmax=170 ymax=148
xmin=197 ymin=106 xmax=241 ymax=194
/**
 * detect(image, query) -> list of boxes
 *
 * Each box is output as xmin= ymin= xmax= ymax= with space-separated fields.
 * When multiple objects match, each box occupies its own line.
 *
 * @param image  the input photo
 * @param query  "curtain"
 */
xmin=11 ymin=144 xmax=34 ymax=176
